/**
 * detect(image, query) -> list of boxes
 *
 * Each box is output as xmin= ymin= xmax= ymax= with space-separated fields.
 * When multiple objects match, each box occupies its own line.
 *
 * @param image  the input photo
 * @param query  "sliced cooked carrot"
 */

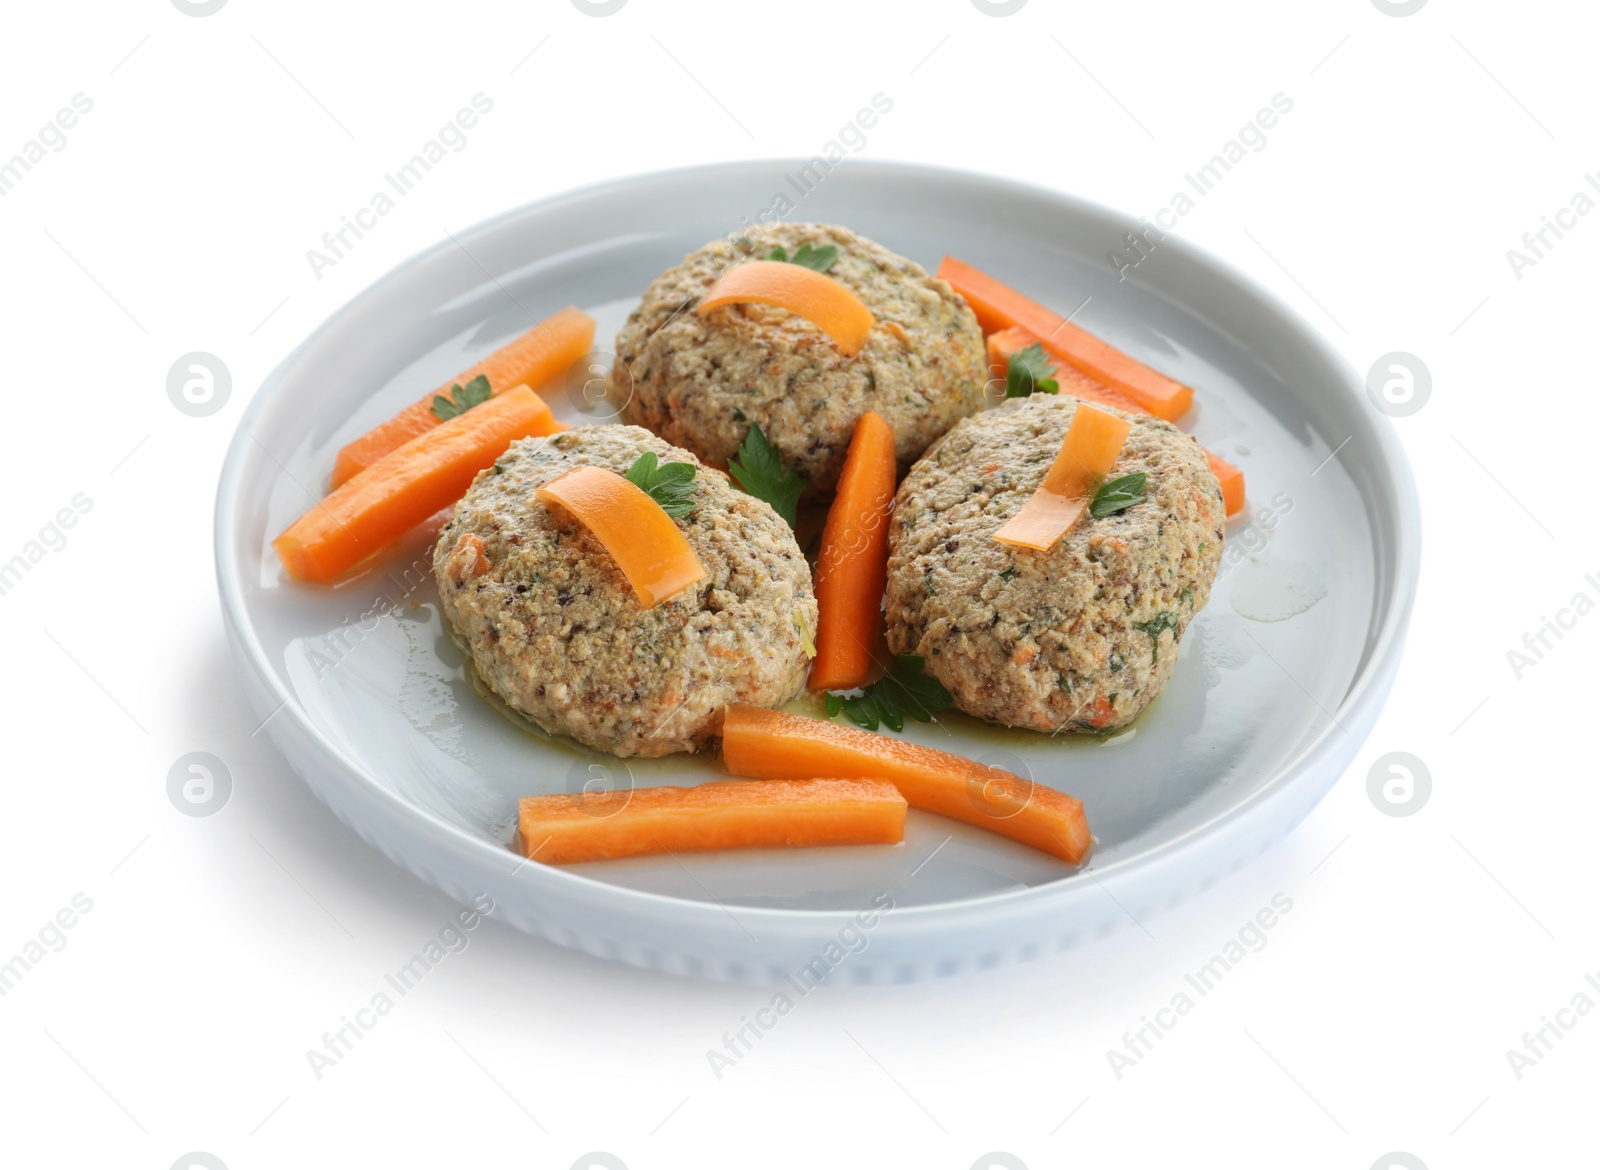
xmin=331 ymin=307 xmax=593 ymax=487
xmin=811 ymin=411 xmax=897 ymax=691
xmin=994 ymin=402 xmax=1131 ymax=551
xmin=451 ymin=532 xmax=491 ymax=576
xmin=275 ymin=387 xmax=553 ymax=584
xmin=518 ymin=777 xmax=906 ymax=864
xmin=939 ymin=256 xmax=1192 ymax=420
xmin=986 ymin=326 xmax=1147 ymax=414
xmin=720 ymin=704 xmax=1092 ymax=864
xmin=697 ymin=260 xmax=875 ymax=356
xmin=1207 ymin=451 xmax=1246 ymax=515
xmin=536 ymin=466 xmax=706 ymax=607
xmin=989 ymin=326 xmax=1246 ymax=518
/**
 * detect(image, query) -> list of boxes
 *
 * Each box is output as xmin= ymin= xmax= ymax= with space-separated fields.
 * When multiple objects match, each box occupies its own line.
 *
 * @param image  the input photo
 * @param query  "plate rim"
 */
xmin=215 ymin=157 xmax=1420 ymax=932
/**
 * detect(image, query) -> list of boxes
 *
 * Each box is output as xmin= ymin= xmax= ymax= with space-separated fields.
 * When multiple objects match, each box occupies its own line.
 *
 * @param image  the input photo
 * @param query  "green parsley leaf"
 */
xmin=843 ymin=694 xmax=881 ymax=731
xmin=727 ymin=422 xmax=804 ymax=528
xmin=767 ymin=243 xmax=839 ymax=273
xmin=873 ymin=657 xmax=952 ymax=723
xmin=1131 ymin=610 xmax=1180 ymax=664
xmin=826 ymin=655 xmax=952 ymax=733
xmin=430 ymin=374 xmax=492 ymax=421
xmin=790 ymin=242 xmax=839 ymax=272
xmin=623 ymin=451 xmax=699 ymax=519
xmin=1089 ymin=472 xmax=1148 ymax=519
xmin=1005 ymin=344 xmax=1059 ymax=398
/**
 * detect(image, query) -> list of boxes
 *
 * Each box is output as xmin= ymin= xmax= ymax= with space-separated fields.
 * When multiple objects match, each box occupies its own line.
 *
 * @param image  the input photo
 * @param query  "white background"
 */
xmin=1 ymin=0 xmax=1595 ymax=1167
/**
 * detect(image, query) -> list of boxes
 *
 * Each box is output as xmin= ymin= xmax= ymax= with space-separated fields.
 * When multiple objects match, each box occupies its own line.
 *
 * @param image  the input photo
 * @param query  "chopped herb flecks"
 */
xmin=1131 ymin=610 xmax=1180 ymax=664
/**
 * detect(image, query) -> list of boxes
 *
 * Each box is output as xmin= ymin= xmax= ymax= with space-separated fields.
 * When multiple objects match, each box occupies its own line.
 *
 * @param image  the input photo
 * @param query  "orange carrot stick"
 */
xmin=810 ymin=412 xmax=897 ymax=691
xmin=1207 ymin=451 xmax=1246 ymax=515
xmin=331 ymin=307 xmax=593 ymax=487
xmin=989 ymin=326 xmax=1246 ymax=517
xmin=939 ymin=256 xmax=1193 ymax=420
xmin=720 ymin=704 xmax=1092 ymax=864
xmin=697 ymin=260 xmax=875 ymax=356
xmin=275 ymin=387 xmax=555 ymax=584
xmin=994 ymin=402 xmax=1131 ymax=551
xmin=986 ymin=326 xmax=1145 ymax=415
xmin=518 ymin=778 xmax=906 ymax=864
xmin=536 ymin=466 xmax=707 ymax=607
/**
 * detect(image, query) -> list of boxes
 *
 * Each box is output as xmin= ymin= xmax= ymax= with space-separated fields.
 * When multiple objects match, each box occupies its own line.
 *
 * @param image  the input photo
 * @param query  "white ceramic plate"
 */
xmin=216 ymin=160 xmax=1419 ymax=983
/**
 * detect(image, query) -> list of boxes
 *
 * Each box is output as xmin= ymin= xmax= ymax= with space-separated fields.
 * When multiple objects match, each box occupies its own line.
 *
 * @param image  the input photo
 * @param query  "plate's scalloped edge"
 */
xmin=229 ymin=609 xmax=1393 ymax=985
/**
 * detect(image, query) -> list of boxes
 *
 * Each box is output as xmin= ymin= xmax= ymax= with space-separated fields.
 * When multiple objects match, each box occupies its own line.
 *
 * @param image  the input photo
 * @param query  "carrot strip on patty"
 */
xmin=993 ymin=402 xmax=1131 ymax=551
xmin=697 ymin=261 xmax=875 ymax=356
xmin=535 ymin=466 xmax=707 ymax=607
